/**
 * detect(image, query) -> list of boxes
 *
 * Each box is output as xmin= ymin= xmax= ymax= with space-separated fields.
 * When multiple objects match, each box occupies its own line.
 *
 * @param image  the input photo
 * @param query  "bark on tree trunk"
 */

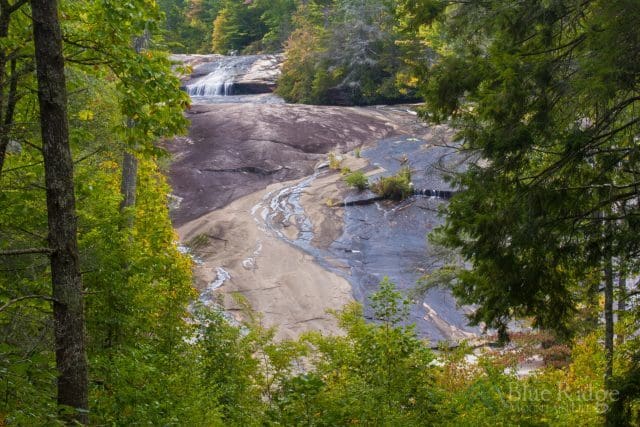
xmin=617 ymin=265 xmax=626 ymax=346
xmin=604 ymin=256 xmax=614 ymax=382
xmin=0 ymin=58 xmax=19 ymax=177
xmin=0 ymin=8 xmax=10 ymax=177
xmin=119 ymin=33 xmax=149 ymax=223
xmin=119 ymin=149 xmax=138 ymax=222
xmin=31 ymin=0 xmax=89 ymax=423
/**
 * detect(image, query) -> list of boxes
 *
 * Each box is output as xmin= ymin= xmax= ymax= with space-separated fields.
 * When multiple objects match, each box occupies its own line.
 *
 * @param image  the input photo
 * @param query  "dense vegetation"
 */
xmin=158 ymin=0 xmax=296 ymax=54
xmin=404 ymin=0 xmax=640 ymax=423
xmin=158 ymin=0 xmax=416 ymax=105
xmin=1 ymin=0 xmax=638 ymax=425
xmin=275 ymin=0 xmax=414 ymax=105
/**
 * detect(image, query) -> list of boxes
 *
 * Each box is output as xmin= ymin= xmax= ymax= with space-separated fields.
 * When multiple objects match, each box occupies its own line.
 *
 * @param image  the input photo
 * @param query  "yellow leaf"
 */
xmin=78 ymin=110 xmax=94 ymax=121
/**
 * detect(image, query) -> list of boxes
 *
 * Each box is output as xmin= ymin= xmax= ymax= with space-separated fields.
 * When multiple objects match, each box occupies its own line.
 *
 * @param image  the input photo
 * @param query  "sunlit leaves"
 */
xmin=402 ymin=0 xmax=640 ymax=339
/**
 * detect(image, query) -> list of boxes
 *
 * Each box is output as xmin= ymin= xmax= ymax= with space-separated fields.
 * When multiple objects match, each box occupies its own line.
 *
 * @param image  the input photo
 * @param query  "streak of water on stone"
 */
xmin=182 ymin=54 xmax=478 ymax=342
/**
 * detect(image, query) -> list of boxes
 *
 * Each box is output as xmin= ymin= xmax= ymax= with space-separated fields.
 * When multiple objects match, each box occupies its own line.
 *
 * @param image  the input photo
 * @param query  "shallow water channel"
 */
xmin=180 ymin=56 xmax=480 ymax=343
xmin=251 ymin=134 xmax=480 ymax=342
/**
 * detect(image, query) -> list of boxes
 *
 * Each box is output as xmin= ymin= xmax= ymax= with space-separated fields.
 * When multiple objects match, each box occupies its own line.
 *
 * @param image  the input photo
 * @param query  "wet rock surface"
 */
xmin=331 ymin=136 xmax=479 ymax=342
xmin=169 ymin=55 xmax=480 ymax=342
xmin=168 ymin=102 xmax=406 ymax=226
xmin=172 ymin=54 xmax=283 ymax=94
xmin=253 ymin=133 xmax=481 ymax=342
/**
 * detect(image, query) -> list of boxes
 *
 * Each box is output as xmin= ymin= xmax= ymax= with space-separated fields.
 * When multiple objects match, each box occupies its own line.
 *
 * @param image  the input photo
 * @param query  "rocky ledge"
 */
xmin=171 ymin=54 xmax=284 ymax=94
xmin=165 ymin=103 xmax=426 ymax=226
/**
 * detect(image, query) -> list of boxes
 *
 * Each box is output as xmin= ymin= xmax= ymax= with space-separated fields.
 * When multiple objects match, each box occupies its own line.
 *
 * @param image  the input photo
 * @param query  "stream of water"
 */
xmin=184 ymin=58 xmax=480 ymax=343
xmin=186 ymin=55 xmax=256 ymax=96
xmin=250 ymin=136 xmax=479 ymax=342
xmin=185 ymin=55 xmax=284 ymax=104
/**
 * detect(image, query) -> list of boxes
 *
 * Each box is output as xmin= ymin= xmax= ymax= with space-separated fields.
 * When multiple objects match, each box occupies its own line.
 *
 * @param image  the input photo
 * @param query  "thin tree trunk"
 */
xmin=0 ymin=0 xmax=27 ymax=176
xmin=110 ymin=33 xmax=149 ymax=347
xmin=617 ymin=265 xmax=626 ymax=346
xmin=31 ymin=0 xmax=88 ymax=423
xmin=0 ymin=8 xmax=9 ymax=176
xmin=119 ymin=148 xmax=138 ymax=223
xmin=0 ymin=58 xmax=19 ymax=177
xmin=604 ymin=256 xmax=614 ymax=382
xmin=119 ymin=33 xmax=149 ymax=223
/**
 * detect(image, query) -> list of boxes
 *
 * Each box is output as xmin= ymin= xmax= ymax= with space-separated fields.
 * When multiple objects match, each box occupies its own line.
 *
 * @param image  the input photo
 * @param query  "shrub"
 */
xmin=345 ymin=171 xmax=369 ymax=191
xmin=328 ymin=152 xmax=342 ymax=170
xmin=371 ymin=167 xmax=412 ymax=200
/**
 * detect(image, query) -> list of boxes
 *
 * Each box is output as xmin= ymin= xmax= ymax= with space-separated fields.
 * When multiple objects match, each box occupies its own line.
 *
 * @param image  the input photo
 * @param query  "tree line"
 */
xmin=159 ymin=0 xmax=418 ymax=105
xmin=1 ymin=0 xmax=639 ymax=424
xmin=406 ymin=0 xmax=640 ymax=423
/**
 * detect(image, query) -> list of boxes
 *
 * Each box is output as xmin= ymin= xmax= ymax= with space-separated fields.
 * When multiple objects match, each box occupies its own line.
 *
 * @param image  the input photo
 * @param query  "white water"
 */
xmin=186 ymin=56 xmax=256 ymax=97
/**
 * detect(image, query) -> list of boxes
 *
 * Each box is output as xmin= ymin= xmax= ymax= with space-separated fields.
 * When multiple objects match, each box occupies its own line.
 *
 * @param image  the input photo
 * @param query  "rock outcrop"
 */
xmin=171 ymin=54 xmax=284 ymax=94
xmin=166 ymin=103 xmax=422 ymax=226
xmin=234 ymin=54 xmax=283 ymax=94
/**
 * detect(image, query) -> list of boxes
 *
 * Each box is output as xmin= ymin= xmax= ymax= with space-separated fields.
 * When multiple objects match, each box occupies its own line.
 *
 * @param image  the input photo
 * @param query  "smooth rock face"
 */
xmin=171 ymin=54 xmax=284 ymax=94
xmin=234 ymin=55 xmax=283 ymax=93
xmin=171 ymin=54 xmax=227 ymax=76
xmin=167 ymin=102 xmax=401 ymax=226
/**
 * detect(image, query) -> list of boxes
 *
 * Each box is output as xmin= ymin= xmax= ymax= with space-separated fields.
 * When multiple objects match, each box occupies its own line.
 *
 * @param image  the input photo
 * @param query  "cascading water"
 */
xmin=186 ymin=56 xmax=257 ymax=97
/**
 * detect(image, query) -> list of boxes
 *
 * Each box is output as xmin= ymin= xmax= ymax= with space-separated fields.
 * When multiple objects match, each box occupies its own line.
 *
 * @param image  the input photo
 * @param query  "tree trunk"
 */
xmin=119 ymin=33 xmax=149 ymax=223
xmin=119 ymin=148 xmax=138 ymax=223
xmin=0 ymin=0 xmax=28 ymax=176
xmin=617 ymin=265 xmax=626 ymax=346
xmin=31 ymin=0 xmax=89 ymax=423
xmin=604 ymin=257 xmax=614 ymax=381
xmin=110 ymin=33 xmax=149 ymax=347
xmin=0 ymin=58 xmax=19 ymax=177
xmin=0 ymin=7 xmax=10 ymax=176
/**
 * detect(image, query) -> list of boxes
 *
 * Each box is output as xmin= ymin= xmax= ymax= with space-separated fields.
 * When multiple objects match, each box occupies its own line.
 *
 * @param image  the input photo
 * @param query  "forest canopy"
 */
xmin=1 ymin=0 xmax=639 ymax=425
xmin=159 ymin=0 xmax=418 ymax=105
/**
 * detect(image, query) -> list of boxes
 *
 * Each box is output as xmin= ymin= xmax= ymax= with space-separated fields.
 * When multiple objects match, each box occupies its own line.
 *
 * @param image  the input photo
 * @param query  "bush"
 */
xmin=345 ymin=171 xmax=369 ymax=191
xmin=371 ymin=167 xmax=412 ymax=200
xmin=328 ymin=152 xmax=342 ymax=170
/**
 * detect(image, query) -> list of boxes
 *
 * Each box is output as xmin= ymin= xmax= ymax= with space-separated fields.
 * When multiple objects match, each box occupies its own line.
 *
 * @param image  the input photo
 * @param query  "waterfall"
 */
xmin=186 ymin=56 xmax=256 ymax=97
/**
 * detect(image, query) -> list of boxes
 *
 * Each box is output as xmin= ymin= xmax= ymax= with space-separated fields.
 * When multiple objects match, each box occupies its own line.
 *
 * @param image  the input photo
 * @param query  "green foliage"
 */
xmin=255 ymin=0 xmax=297 ymax=52
xmin=370 ymin=276 xmax=411 ymax=326
xmin=327 ymin=152 xmax=342 ymax=170
xmin=345 ymin=170 xmax=368 ymax=190
xmin=271 ymin=279 xmax=441 ymax=426
xmin=400 ymin=0 xmax=640 ymax=340
xmin=0 ymin=0 xmax=197 ymax=423
xmin=277 ymin=0 xmax=416 ymax=105
xmin=211 ymin=1 xmax=266 ymax=54
xmin=400 ymin=1 xmax=640 ymax=422
xmin=158 ymin=0 xmax=224 ymax=53
xmin=371 ymin=166 xmax=413 ymax=200
xmin=276 ymin=2 xmax=330 ymax=103
xmin=158 ymin=0 xmax=296 ymax=54
xmin=196 ymin=307 xmax=265 ymax=424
